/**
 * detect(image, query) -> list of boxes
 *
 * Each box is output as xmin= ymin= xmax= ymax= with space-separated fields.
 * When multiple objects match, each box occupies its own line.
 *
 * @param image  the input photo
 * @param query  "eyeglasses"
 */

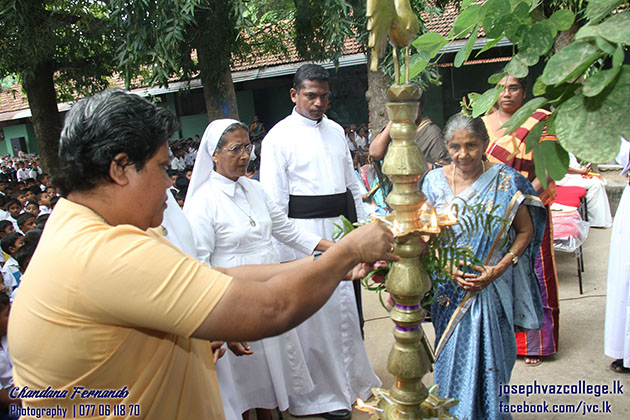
xmin=224 ymin=144 xmax=254 ymax=155
xmin=501 ymin=85 xmax=522 ymax=93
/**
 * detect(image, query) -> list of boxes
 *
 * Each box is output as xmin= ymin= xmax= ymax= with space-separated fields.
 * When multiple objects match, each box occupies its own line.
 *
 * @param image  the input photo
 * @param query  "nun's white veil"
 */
xmin=184 ymin=118 xmax=239 ymax=205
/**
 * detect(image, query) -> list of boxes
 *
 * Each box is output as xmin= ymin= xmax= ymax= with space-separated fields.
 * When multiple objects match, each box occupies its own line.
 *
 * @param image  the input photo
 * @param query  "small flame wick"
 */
xmin=355 ymin=398 xmax=384 ymax=413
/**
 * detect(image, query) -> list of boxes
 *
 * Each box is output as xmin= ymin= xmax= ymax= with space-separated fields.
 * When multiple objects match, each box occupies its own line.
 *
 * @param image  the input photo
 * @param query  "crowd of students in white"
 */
xmin=0 ymin=156 xmax=58 ymax=303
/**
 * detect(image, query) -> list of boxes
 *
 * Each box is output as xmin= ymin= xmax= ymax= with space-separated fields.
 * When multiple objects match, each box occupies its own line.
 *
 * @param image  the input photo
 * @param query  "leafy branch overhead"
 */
xmin=408 ymin=0 xmax=630 ymax=174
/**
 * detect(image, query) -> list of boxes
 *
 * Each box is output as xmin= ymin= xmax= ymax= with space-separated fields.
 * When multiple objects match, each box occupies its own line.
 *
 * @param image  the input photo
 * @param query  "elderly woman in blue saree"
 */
xmin=421 ymin=114 xmax=546 ymax=420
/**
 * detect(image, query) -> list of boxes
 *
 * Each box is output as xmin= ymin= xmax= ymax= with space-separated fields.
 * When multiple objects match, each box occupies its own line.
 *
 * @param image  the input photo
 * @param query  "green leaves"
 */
xmin=549 ymin=9 xmax=575 ymax=32
xmin=525 ymin=119 xmax=546 ymax=153
xmin=592 ymin=11 xmax=630 ymax=45
xmin=453 ymin=4 xmax=482 ymax=37
xmin=533 ymin=141 xmax=569 ymax=186
xmin=412 ymin=32 xmax=448 ymax=57
xmin=506 ymin=53 xmax=530 ymax=78
xmin=488 ymin=72 xmax=507 ymax=85
xmin=586 ymin=0 xmax=625 ymax=25
xmin=540 ymin=41 xmax=603 ymax=85
xmin=555 ymin=66 xmax=630 ymax=163
xmin=454 ymin=25 xmax=479 ymax=68
xmin=481 ymin=0 xmax=511 ymax=39
xmin=576 ymin=11 xmax=630 ymax=46
xmin=500 ymin=97 xmax=548 ymax=134
xmin=471 ymin=86 xmax=501 ymax=118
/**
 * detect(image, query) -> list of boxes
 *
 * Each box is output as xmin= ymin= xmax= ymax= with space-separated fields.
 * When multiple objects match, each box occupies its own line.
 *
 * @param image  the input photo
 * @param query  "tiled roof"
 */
xmin=423 ymin=1 xmax=487 ymax=38
xmin=0 ymin=88 xmax=29 ymax=120
xmin=231 ymin=36 xmax=363 ymax=72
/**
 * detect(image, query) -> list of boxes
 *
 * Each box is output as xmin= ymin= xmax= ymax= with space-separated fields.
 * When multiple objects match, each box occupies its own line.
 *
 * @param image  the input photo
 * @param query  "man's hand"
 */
xmin=227 ymin=342 xmax=253 ymax=356
xmin=210 ymin=341 xmax=226 ymax=364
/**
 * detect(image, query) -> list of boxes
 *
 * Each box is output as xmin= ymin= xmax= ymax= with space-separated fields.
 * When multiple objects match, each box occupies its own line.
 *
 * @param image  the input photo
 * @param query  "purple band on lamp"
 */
xmin=396 ymin=325 xmax=422 ymax=332
xmin=395 ymin=304 xmax=422 ymax=311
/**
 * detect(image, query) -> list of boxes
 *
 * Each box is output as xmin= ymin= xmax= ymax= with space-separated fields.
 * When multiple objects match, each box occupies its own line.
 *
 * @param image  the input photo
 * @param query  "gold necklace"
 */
xmin=451 ymin=161 xmax=485 ymax=194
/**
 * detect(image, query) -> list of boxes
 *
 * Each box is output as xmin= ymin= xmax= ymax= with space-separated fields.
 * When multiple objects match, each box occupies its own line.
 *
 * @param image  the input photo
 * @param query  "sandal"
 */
xmin=524 ymin=356 xmax=543 ymax=367
xmin=610 ymin=359 xmax=630 ymax=373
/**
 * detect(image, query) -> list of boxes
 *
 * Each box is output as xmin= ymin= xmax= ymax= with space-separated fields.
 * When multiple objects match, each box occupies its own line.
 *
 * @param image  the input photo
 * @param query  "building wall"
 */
xmin=1 ymin=124 xmax=37 ymax=157
xmin=179 ymin=114 xmax=209 ymax=139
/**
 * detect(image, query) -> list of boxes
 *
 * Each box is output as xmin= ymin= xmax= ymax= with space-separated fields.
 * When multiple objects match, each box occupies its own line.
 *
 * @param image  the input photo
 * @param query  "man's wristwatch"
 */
xmin=507 ymin=251 xmax=519 ymax=265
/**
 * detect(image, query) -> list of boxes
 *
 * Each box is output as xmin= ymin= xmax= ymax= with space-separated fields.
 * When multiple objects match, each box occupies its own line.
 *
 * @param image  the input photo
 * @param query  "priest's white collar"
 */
xmin=291 ymin=108 xmax=326 ymax=127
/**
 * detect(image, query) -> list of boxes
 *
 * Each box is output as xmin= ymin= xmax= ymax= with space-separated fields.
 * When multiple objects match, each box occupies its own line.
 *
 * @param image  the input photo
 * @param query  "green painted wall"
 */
xmin=236 ymin=90 xmax=255 ymax=126
xmin=2 ymin=124 xmax=31 ymax=156
xmin=179 ymin=115 xmax=209 ymax=139
xmin=0 ymin=128 xmax=11 ymax=156
xmin=26 ymin=124 xmax=38 ymax=154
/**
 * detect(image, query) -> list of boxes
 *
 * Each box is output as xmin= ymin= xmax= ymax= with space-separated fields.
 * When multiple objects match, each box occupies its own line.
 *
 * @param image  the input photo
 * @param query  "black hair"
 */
xmin=0 ymin=292 xmax=9 ymax=311
xmin=35 ymin=214 xmax=50 ymax=230
xmin=293 ymin=64 xmax=329 ymax=91
xmin=0 ymin=220 xmax=12 ymax=233
xmin=11 ymin=191 xmax=25 ymax=200
xmin=514 ymin=76 xmax=528 ymax=92
xmin=17 ymin=212 xmax=36 ymax=228
xmin=215 ymin=122 xmax=249 ymax=153
xmin=16 ymin=241 xmax=37 ymax=273
xmin=174 ymin=189 xmax=187 ymax=203
xmin=36 ymin=172 xmax=49 ymax=182
xmin=6 ymin=199 xmax=22 ymax=211
xmin=1 ymin=232 xmax=22 ymax=254
xmin=23 ymin=228 xmax=42 ymax=248
xmin=174 ymin=175 xmax=189 ymax=192
xmin=50 ymin=195 xmax=60 ymax=209
xmin=55 ymin=89 xmax=180 ymax=196
xmin=501 ymin=68 xmax=528 ymax=92
xmin=24 ymin=201 xmax=39 ymax=211
xmin=443 ymin=113 xmax=491 ymax=148
xmin=0 ymin=195 xmax=6 ymax=208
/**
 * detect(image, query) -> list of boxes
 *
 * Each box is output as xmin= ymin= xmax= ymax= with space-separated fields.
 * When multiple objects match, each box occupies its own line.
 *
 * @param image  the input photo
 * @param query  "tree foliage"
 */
xmin=408 ymin=0 xmax=630 ymax=176
xmin=0 ymin=0 xmax=118 ymax=100
xmin=0 ymin=0 xmax=120 ymax=171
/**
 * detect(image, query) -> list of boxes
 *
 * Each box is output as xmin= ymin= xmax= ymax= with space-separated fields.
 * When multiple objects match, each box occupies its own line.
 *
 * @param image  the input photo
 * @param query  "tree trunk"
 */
xmin=195 ymin=3 xmax=239 ymax=123
xmin=554 ymin=23 xmax=579 ymax=53
xmin=365 ymin=62 xmax=392 ymax=133
xmin=199 ymin=62 xmax=239 ymax=122
xmin=22 ymin=61 xmax=61 ymax=174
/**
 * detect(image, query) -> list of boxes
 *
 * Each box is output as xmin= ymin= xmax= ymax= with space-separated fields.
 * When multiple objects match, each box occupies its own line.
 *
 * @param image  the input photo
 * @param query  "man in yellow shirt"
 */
xmin=8 ymin=90 xmax=396 ymax=419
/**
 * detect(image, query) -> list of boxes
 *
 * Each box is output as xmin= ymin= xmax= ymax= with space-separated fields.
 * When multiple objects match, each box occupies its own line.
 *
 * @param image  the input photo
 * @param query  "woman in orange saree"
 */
xmin=483 ymin=75 xmax=560 ymax=367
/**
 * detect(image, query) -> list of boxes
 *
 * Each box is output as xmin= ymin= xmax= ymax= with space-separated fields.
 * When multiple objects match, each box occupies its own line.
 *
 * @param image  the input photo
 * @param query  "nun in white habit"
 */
xmin=184 ymin=119 xmax=332 ymax=420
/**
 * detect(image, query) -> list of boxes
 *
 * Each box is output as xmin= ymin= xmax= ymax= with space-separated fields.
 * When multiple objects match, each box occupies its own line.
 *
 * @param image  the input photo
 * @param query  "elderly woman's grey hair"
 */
xmin=214 ymin=122 xmax=249 ymax=153
xmin=443 ymin=113 xmax=490 ymax=147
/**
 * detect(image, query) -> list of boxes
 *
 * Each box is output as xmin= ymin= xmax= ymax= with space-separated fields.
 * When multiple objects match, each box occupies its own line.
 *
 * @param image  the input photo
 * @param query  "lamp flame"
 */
xmin=355 ymin=398 xmax=384 ymax=413
xmin=392 ymin=219 xmax=401 ymax=236
xmin=369 ymin=202 xmax=377 ymax=216
xmin=446 ymin=204 xmax=457 ymax=222
xmin=430 ymin=211 xmax=438 ymax=229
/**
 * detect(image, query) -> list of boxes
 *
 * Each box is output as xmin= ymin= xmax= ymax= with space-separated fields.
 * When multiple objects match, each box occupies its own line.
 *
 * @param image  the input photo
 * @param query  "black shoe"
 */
xmin=321 ymin=409 xmax=351 ymax=420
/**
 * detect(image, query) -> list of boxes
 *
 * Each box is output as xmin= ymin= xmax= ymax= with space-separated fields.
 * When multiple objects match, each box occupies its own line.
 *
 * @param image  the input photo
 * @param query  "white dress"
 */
xmin=604 ymin=184 xmax=630 ymax=367
xmin=260 ymin=109 xmax=381 ymax=415
xmin=184 ymin=173 xmax=320 ymax=419
xmin=555 ymin=153 xmax=612 ymax=227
